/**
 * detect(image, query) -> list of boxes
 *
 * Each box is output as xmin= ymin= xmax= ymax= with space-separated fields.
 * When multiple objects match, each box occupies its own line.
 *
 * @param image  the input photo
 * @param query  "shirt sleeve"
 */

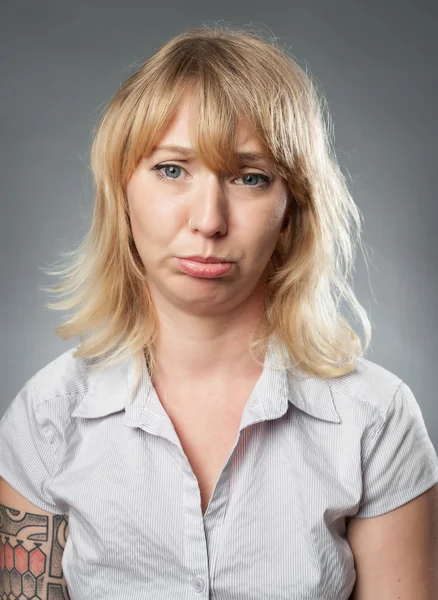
xmin=0 ymin=379 xmax=65 ymax=515
xmin=355 ymin=380 xmax=438 ymax=518
xmin=355 ymin=381 xmax=438 ymax=518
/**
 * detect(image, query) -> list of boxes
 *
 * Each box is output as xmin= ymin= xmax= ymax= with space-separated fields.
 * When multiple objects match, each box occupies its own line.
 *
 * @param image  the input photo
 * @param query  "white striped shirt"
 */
xmin=1 ymin=338 xmax=438 ymax=599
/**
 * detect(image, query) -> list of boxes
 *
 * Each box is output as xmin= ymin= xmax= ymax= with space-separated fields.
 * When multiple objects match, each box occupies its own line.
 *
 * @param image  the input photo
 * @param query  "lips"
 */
xmin=179 ymin=255 xmax=232 ymax=264
xmin=176 ymin=258 xmax=233 ymax=278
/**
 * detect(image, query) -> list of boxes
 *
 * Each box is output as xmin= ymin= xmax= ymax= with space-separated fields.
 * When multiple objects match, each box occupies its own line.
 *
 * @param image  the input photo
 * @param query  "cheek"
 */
xmin=127 ymin=185 xmax=168 ymax=239
xmin=261 ymin=192 xmax=288 ymax=236
xmin=127 ymin=185 xmax=155 ymax=253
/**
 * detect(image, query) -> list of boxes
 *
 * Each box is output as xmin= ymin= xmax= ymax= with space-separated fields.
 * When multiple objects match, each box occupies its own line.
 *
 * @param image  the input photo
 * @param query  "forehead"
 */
xmin=150 ymin=93 xmax=267 ymax=161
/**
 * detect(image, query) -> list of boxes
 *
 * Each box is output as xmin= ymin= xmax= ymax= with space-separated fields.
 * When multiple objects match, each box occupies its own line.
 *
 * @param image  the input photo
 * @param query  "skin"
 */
xmin=126 ymin=92 xmax=289 ymax=391
xmin=347 ymin=484 xmax=438 ymax=599
xmin=0 ymin=478 xmax=71 ymax=599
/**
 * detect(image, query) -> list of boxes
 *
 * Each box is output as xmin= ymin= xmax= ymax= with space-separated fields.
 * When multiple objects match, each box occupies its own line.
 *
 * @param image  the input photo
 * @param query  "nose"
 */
xmin=188 ymin=172 xmax=228 ymax=237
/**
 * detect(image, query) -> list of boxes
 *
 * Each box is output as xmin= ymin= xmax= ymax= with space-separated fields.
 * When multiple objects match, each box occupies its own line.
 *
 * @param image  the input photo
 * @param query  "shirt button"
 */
xmin=192 ymin=577 xmax=205 ymax=592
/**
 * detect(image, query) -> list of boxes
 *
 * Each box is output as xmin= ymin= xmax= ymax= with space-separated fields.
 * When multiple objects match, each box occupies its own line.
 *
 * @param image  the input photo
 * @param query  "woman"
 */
xmin=1 ymin=25 xmax=437 ymax=599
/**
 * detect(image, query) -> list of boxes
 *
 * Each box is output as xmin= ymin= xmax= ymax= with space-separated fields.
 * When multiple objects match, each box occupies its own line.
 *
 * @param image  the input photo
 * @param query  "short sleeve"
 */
xmin=355 ymin=380 xmax=438 ymax=518
xmin=0 ymin=380 xmax=65 ymax=514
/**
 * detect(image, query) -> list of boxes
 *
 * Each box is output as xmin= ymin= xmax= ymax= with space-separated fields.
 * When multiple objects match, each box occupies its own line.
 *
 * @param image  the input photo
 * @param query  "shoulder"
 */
xmin=1 ymin=345 xmax=97 ymax=473
xmin=327 ymin=356 xmax=404 ymax=423
xmin=25 ymin=344 xmax=94 ymax=410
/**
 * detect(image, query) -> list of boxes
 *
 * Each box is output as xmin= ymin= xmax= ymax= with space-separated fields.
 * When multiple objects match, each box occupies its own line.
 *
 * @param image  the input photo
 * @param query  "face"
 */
xmin=126 ymin=93 xmax=289 ymax=317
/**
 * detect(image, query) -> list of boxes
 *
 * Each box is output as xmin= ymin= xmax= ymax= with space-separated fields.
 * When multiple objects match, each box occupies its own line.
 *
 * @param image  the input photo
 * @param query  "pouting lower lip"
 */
xmin=177 ymin=258 xmax=233 ymax=278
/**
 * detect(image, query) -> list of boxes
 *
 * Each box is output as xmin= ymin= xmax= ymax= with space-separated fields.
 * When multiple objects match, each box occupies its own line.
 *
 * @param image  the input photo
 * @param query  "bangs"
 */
xmin=121 ymin=39 xmax=293 ymax=185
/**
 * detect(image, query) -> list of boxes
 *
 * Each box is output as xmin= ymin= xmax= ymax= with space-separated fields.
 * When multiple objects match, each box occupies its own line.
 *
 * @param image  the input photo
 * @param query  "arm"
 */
xmin=347 ymin=483 xmax=438 ymax=599
xmin=0 ymin=477 xmax=71 ymax=599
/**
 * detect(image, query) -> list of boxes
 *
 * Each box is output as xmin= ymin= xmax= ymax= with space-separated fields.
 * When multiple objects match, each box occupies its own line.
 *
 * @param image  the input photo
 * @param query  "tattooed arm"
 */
xmin=0 ymin=477 xmax=70 ymax=599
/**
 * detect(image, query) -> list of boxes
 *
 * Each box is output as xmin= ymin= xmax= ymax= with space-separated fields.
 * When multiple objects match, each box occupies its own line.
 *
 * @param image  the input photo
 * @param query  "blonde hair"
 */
xmin=41 ymin=23 xmax=372 ymax=399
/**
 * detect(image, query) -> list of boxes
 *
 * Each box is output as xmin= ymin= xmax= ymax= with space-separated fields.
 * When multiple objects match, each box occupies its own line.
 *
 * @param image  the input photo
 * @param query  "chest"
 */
xmin=161 ymin=396 xmax=245 ymax=517
xmin=151 ymin=370 xmax=266 ymax=516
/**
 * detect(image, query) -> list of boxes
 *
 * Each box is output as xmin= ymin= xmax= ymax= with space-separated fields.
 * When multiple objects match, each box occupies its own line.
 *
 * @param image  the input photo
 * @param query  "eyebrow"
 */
xmin=151 ymin=144 xmax=269 ymax=163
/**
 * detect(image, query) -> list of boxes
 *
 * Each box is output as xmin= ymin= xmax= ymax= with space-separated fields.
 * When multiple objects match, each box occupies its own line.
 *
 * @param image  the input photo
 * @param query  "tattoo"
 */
xmin=0 ymin=504 xmax=71 ymax=599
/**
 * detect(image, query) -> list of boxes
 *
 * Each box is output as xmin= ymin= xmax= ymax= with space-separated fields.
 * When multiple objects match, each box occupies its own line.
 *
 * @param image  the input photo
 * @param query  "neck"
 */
xmin=148 ymin=313 xmax=268 ymax=387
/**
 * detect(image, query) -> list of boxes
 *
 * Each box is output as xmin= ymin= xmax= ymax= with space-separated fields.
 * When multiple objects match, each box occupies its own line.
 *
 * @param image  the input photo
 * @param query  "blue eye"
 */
xmin=151 ymin=163 xmax=272 ymax=190
xmin=237 ymin=173 xmax=270 ymax=187
xmin=153 ymin=164 xmax=182 ymax=181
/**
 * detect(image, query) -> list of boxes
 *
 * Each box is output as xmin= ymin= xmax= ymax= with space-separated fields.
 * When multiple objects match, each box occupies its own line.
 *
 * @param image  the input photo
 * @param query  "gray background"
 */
xmin=1 ymin=1 xmax=437 ymax=448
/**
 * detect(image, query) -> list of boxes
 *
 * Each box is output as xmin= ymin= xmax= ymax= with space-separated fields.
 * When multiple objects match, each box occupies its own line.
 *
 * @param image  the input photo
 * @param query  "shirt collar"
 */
xmin=71 ymin=337 xmax=341 ymax=424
